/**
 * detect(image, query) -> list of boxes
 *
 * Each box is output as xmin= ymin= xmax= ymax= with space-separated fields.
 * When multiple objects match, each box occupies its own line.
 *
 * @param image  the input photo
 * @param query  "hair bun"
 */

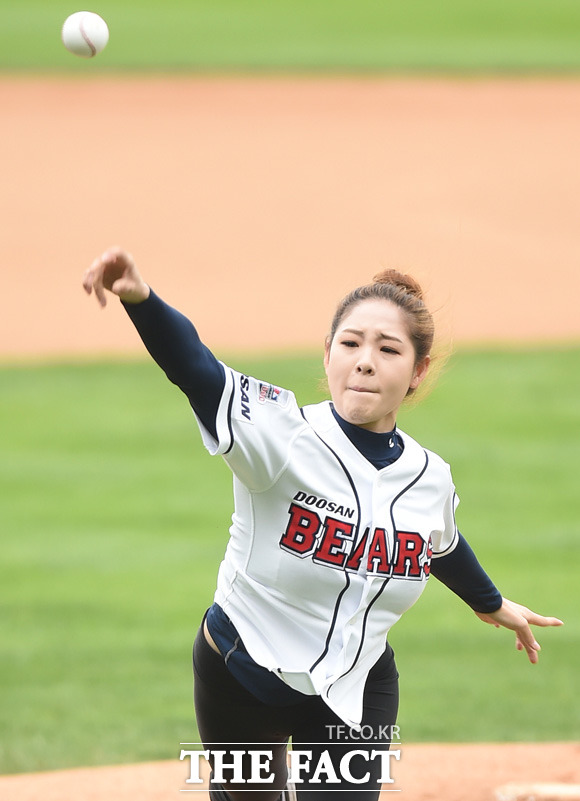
xmin=372 ymin=269 xmax=424 ymax=301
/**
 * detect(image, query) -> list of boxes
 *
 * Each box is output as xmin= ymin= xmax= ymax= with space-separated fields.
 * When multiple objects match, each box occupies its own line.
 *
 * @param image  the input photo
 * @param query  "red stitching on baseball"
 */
xmin=79 ymin=15 xmax=97 ymax=57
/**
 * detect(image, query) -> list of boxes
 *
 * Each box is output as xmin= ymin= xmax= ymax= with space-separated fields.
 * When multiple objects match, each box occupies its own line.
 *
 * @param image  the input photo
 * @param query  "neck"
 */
xmin=330 ymin=405 xmax=403 ymax=469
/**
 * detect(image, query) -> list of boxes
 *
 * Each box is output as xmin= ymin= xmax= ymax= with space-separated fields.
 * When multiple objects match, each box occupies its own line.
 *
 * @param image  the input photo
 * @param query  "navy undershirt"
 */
xmin=123 ymin=290 xmax=502 ymax=614
xmin=330 ymin=404 xmax=404 ymax=469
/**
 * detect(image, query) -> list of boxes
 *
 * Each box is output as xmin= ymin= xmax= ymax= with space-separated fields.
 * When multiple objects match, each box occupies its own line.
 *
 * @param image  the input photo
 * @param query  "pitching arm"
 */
xmin=83 ymin=247 xmax=225 ymax=439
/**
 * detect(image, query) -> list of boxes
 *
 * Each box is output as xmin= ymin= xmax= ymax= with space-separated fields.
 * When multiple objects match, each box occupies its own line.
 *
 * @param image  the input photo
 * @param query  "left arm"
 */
xmin=474 ymin=598 xmax=563 ymax=664
xmin=430 ymin=532 xmax=502 ymax=613
xmin=431 ymin=533 xmax=563 ymax=663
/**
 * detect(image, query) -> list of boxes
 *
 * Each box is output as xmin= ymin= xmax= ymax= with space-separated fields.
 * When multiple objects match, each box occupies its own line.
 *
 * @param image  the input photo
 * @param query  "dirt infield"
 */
xmin=1 ymin=76 xmax=579 ymax=361
xmin=1 ymin=75 xmax=578 ymax=797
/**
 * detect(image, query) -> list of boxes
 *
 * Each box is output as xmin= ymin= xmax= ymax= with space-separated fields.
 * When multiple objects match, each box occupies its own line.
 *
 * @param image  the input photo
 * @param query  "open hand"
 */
xmin=82 ymin=246 xmax=150 ymax=307
xmin=475 ymin=597 xmax=563 ymax=664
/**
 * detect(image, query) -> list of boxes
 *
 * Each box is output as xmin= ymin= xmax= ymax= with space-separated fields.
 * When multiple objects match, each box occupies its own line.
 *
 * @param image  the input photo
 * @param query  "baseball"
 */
xmin=61 ymin=11 xmax=109 ymax=58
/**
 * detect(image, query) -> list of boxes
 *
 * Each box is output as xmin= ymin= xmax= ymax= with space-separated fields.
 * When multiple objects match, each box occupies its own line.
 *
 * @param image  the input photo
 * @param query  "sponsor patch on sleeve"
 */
xmin=257 ymin=382 xmax=288 ymax=407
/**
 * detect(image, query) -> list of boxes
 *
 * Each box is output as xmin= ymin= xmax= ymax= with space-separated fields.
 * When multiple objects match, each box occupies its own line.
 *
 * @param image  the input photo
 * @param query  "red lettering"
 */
xmin=423 ymin=536 xmax=433 ymax=576
xmin=345 ymin=528 xmax=369 ymax=572
xmin=280 ymin=504 xmax=321 ymax=556
xmin=367 ymin=528 xmax=391 ymax=575
xmin=281 ymin=506 xmax=430 ymax=582
xmin=392 ymin=531 xmax=423 ymax=577
xmin=313 ymin=517 xmax=355 ymax=567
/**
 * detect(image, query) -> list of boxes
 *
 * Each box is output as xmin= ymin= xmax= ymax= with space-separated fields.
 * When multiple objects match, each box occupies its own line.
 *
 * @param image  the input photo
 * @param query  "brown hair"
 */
xmin=328 ymin=269 xmax=435 ymax=367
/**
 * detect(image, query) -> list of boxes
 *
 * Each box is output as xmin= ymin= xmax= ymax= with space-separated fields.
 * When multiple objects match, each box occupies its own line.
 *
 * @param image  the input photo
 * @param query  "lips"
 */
xmin=348 ymin=386 xmax=377 ymax=393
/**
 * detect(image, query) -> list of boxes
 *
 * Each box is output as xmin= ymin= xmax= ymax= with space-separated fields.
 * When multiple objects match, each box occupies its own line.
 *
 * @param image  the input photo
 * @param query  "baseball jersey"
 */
xmin=195 ymin=366 xmax=459 ymax=729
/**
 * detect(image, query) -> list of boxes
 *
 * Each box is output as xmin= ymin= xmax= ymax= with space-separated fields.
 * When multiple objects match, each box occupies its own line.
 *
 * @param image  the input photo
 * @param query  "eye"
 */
xmin=341 ymin=340 xmax=358 ymax=348
xmin=381 ymin=346 xmax=400 ymax=355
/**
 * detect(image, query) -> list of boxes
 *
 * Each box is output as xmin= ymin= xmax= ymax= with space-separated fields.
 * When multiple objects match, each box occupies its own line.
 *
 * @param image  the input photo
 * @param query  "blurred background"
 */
xmin=1 ymin=0 xmax=579 ymax=776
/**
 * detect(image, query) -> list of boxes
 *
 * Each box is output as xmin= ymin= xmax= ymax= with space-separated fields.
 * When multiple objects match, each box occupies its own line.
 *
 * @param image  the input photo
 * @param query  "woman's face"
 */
xmin=324 ymin=298 xmax=430 ymax=433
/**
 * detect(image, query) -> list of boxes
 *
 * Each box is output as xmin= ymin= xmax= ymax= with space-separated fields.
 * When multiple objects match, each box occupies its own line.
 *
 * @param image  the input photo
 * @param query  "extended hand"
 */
xmin=475 ymin=597 xmax=563 ymax=664
xmin=82 ymin=246 xmax=150 ymax=307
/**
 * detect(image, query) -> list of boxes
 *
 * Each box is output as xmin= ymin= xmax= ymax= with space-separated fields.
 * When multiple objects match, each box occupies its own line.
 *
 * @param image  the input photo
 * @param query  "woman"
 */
xmin=83 ymin=248 xmax=562 ymax=801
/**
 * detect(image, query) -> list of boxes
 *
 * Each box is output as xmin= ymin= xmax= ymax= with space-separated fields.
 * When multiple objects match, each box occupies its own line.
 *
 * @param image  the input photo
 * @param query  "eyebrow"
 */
xmin=342 ymin=327 xmax=404 ymax=344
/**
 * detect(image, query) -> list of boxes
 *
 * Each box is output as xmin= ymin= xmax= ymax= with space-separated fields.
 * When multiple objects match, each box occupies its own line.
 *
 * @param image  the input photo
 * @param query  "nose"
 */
xmin=355 ymin=350 xmax=375 ymax=375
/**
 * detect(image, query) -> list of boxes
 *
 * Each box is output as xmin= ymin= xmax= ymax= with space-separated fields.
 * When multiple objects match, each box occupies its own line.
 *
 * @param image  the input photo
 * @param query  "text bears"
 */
xmin=280 ymin=501 xmax=432 ymax=578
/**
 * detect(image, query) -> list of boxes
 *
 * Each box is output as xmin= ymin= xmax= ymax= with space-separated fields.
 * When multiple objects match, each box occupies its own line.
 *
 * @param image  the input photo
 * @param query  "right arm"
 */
xmin=83 ymin=247 xmax=225 ymax=439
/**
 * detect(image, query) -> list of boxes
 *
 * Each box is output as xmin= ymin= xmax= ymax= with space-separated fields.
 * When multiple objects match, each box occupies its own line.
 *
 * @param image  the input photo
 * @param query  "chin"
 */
xmin=341 ymin=401 xmax=395 ymax=432
xmin=343 ymin=405 xmax=374 ymax=426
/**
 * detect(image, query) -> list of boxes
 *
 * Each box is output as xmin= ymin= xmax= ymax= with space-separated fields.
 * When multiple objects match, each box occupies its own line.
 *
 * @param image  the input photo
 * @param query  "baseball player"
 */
xmin=83 ymin=248 xmax=563 ymax=801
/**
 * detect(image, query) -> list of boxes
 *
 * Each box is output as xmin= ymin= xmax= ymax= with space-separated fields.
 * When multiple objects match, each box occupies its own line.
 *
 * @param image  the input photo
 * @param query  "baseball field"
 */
xmin=1 ymin=2 xmax=579 ymax=799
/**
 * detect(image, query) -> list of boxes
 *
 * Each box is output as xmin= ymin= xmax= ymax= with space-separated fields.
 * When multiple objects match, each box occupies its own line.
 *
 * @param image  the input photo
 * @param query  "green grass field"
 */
xmin=1 ymin=348 xmax=578 ymax=773
xmin=1 ymin=0 xmax=580 ymax=72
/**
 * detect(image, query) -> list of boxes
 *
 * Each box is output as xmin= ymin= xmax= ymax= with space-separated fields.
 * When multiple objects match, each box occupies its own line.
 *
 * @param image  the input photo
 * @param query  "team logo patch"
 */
xmin=257 ymin=382 xmax=287 ymax=406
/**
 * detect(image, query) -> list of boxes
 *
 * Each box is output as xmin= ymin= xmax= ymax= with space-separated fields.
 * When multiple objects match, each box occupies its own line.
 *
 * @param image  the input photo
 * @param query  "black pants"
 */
xmin=193 ymin=624 xmax=399 ymax=801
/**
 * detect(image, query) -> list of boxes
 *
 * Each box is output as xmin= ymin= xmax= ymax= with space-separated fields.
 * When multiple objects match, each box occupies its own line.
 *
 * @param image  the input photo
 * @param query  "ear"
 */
xmin=409 ymin=355 xmax=430 ymax=391
xmin=323 ymin=336 xmax=332 ymax=371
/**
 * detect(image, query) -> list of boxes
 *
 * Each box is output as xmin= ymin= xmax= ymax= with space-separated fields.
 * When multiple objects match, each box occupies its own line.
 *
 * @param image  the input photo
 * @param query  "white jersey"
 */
xmin=195 ymin=366 xmax=459 ymax=728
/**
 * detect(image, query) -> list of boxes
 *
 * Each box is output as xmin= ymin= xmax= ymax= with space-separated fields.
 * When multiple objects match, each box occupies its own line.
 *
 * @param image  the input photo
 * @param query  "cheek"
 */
xmin=324 ymin=346 xmax=342 ymax=378
xmin=325 ymin=363 xmax=341 ymax=392
xmin=383 ymin=363 xmax=416 ymax=394
xmin=325 ymin=355 xmax=351 ymax=398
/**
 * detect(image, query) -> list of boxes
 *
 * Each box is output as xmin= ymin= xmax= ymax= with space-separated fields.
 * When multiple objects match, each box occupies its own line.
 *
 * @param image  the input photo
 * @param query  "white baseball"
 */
xmin=61 ymin=11 xmax=109 ymax=58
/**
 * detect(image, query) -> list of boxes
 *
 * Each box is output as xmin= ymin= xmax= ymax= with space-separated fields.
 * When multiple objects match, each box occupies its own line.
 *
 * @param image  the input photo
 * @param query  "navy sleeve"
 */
xmin=122 ymin=290 xmax=225 ymax=440
xmin=430 ymin=532 xmax=503 ymax=613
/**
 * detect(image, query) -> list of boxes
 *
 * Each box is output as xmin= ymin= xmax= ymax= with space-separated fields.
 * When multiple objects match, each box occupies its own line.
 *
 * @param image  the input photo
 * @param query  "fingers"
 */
xmin=526 ymin=614 xmax=564 ymax=628
xmin=477 ymin=598 xmax=563 ymax=665
xmin=517 ymin=609 xmax=563 ymax=664
xmin=82 ymin=246 xmax=131 ymax=308
xmin=502 ymin=599 xmax=564 ymax=628
xmin=513 ymin=622 xmax=541 ymax=664
xmin=83 ymin=255 xmax=108 ymax=307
